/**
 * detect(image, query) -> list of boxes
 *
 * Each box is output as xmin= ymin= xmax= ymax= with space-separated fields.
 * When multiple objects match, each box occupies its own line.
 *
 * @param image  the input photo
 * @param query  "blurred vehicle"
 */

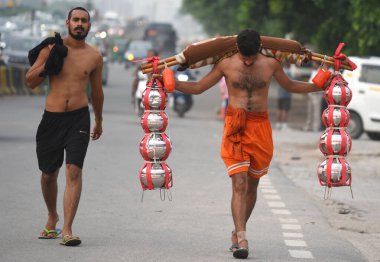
xmin=172 ymin=68 xmax=195 ymax=117
xmin=0 ymin=32 xmax=7 ymax=65
xmin=289 ymin=62 xmax=314 ymax=81
xmin=110 ymin=37 xmax=128 ymax=63
xmin=134 ymin=70 xmax=147 ymax=117
xmin=342 ymin=57 xmax=380 ymax=140
xmin=143 ymin=22 xmax=177 ymax=58
xmin=87 ymin=33 xmax=109 ymax=86
xmin=1 ymin=34 xmax=40 ymax=69
xmin=124 ymin=40 xmax=152 ymax=68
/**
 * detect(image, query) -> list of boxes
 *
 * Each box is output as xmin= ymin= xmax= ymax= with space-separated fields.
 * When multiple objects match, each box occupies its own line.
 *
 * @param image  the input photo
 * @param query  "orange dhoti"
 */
xmin=221 ymin=106 xmax=274 ymax=178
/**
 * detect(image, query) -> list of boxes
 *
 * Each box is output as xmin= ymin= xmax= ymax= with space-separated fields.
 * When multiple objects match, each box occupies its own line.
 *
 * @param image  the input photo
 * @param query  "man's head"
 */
xmin=236 ymin=29 xmax=261 ymax=57
xmin=147 ymin=49 xmax=158 ymax=58
xmin=66 ymin=7 xmax=91 ymax=41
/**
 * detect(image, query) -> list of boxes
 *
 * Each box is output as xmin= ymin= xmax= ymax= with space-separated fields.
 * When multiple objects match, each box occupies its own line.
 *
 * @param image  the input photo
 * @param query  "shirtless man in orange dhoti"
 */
xmin=174 ymin=28 xmax=328 ymax=259
xmin=26 ymin=7 xmax=104 ymax=246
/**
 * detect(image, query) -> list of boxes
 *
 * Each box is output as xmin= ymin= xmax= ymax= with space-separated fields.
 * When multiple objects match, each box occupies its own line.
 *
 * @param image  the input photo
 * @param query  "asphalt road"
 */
xmin=0 ymin=63 xmax=378 ymax=262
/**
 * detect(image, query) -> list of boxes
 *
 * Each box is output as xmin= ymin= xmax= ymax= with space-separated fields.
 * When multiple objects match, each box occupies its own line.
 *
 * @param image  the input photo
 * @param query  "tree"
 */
xmin=182 ymin=0 xmax=380 ymax=56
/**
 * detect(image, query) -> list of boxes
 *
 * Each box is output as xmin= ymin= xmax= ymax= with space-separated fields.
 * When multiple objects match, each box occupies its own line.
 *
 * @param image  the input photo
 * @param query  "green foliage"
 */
xmin=182 ymin=0 xmax=380 ymax=56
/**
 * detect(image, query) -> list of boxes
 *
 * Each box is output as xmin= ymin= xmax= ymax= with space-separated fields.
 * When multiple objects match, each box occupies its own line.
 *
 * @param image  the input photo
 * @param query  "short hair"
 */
xmin=236 ymin=29 xmax=261 ymax=57
xmin=147 ymin=49 xmax=159 ymax=56
xmin=68 ymin=7 xmax=90 ymax=22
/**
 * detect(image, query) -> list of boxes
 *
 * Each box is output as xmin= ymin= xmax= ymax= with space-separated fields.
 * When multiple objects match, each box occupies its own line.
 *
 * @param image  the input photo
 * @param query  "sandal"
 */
xmin=229 ymin=230 xmax=239 ymax=252
xmin=60 ymin=235 xmax=81 ymax=246
xmin=232 ymin=231 xmax=249 ymax=259
xmin=38 ymin=228 xmax=62 ymax=239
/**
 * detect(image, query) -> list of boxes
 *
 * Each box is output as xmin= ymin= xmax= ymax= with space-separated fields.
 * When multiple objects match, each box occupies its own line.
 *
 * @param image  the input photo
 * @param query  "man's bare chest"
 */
xmin=60 ymin=51 xmax=95 ymax=78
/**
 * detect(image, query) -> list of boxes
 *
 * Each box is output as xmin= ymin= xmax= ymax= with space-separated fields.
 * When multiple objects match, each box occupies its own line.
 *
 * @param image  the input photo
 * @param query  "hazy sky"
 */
xmin=90 ymin=0 xmax=182 ymax=23
xmin=90 ymin=0 xmax=206 ymax=41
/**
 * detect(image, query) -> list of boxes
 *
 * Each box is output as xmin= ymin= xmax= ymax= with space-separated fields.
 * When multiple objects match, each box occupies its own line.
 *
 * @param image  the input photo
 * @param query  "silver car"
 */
xmin=2 ymin=34 xmax=41 ymax=69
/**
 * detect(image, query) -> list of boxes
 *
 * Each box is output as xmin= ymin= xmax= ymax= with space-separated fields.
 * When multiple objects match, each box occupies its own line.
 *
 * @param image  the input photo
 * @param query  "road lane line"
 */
xmin=263 ymin=194 xmax=281 ymax=200
xmin=261 ymin=189 xmax=278 ymax=194
xmin=283 ymin=232 xmax=304 ymax=238
xmin=267 ymin=201 xmax=286 ymax=208
xmin=271 ymin=209 xmax=292 ymax=215
xmin=285 ymin=239 xmax=307 ymax=247
xmin=279 ymin=218 xmax=298 ymax=223
xmin=261 ymin=177 xmax=314 ymax=259
xmin=282 ymin=224 xmax=302 ymax=230
xmin=288 ymin=250 xmax=314 ymax=259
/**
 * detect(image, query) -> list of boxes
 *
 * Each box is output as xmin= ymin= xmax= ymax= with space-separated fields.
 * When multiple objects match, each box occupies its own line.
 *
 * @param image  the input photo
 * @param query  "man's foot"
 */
xmin=233 ymin=231 xmax=249 ymax=259
xmin=60 ymin=235 xmax=81 ymax=246
xmin=39 ymin=214 xmax=59 ymax=239
xmin=38 ymin=228 xmax=62 ymax=239
xmin=233 ymin=239 xmax=249 ymax=259
xmin=229 ymin=230 xmax=239 ymax=252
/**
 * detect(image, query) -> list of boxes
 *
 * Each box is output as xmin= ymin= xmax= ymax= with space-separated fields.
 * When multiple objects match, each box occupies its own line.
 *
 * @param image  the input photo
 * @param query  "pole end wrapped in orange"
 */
xmin=312 ymin=68 xmax=332 ymax=89
xmin=162 ymin=67 xmax=175 ymax=93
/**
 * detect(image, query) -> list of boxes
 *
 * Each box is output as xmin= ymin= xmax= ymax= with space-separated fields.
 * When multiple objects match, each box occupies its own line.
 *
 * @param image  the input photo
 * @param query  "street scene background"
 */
xmin=1 ymin=0 xmax=380 ymax=261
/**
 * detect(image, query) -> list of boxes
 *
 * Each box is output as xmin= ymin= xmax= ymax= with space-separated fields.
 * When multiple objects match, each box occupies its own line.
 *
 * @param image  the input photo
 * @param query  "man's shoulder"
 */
xmin=85 ymin=43 xmax=102 ymax=59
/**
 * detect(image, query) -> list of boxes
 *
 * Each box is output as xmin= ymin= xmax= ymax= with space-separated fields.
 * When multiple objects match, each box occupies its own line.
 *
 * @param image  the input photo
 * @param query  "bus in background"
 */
xmin=143 ymin=22 xmax=177 ymax=57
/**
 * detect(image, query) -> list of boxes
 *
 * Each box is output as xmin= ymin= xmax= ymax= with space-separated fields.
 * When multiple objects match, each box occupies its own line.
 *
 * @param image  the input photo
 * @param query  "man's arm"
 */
xmin=174 ymin=64 xmax=224 ymax=94
xmin=274 ymin=61 xmax=329 ymax=93
xmin=89 ymin=53 xmax=104 ymax=140
xmin=25 ymin=46 xmax=51 ymax=89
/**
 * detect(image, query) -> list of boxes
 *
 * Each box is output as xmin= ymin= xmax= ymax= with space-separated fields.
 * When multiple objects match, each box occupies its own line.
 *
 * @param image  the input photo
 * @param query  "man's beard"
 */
xmin=69 ymin=27 xmax=88 ymax=40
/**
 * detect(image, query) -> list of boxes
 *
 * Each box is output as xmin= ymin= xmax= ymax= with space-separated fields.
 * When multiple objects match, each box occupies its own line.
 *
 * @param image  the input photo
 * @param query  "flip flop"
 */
xmin=38 ymin=228 xmax=62 ymax=239
xmin=60 ymin=235 xmax=81 ymax=246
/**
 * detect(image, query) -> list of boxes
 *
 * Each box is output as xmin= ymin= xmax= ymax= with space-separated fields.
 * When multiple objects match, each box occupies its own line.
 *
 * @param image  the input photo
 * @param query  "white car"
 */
xmin=342 ymin=57 xmax=380 ymax=140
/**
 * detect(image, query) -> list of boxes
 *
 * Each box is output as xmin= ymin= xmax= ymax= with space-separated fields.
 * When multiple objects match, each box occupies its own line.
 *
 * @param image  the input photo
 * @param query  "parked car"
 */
xmin=342 ymin=57 xmax=380 ymax=140
xmin=124 ymin=40 xmax=153 ymax=68
xmin=2 ymin=34 xmax=41 ymax=69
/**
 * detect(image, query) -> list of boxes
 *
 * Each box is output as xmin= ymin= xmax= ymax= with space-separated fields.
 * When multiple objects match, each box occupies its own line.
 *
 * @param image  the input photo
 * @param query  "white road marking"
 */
xmin=261 ymin=189 xmax=278 ymax=194
xmin=279 ymin=218 xmax=298 ymax=223
xmin=283 ymin=232 xmax=304 ymax=238
xmin=282 ymin=224 xmax=302 ymax=230
xmin=285 ymin=239 xmax=307 ymax=247
xmin=260 ymin=185 xmax=275 ymax=188
xmin=263 ymin=194 xmax=281 ymax=200
xmin=267 ymin=201 xmax=286 ymax=208
xmin=288 ymin=250 xmax=314 ymax=259
xmin=272 ymin=209 xmax=292 ymax=215
xmin=262 ymin=177 xmax=314 ymax=259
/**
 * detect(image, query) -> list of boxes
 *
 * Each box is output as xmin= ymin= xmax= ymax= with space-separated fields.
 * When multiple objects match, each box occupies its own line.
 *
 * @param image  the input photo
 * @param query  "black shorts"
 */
xmin=278 ymin=98 xmax=291 ymax=111
xmin=36 ymin=107 xmax=90 ymax=173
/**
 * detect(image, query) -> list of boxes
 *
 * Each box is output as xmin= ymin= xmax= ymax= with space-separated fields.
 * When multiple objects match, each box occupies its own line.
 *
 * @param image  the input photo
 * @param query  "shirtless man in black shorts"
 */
xmin=26 ymin=7 xmax=104 ymax=246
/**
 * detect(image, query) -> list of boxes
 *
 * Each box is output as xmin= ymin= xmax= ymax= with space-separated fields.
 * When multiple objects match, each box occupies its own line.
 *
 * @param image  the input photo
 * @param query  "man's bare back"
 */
xmin=46 ymin=41 xmax=102 ymax=112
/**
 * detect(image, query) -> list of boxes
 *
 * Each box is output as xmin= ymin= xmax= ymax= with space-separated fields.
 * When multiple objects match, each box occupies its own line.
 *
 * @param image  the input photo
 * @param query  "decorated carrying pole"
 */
xmin=140 ymin=36 xmax=356 ymax=74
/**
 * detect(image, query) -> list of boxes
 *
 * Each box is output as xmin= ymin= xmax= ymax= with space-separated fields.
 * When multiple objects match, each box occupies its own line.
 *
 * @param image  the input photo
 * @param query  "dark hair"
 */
xmin=147 ymin=49 xmax=159 ymax=56
xmin=68 ymin=7 xmax=90 ymax=22
xmin=236 ymin=29 xmax=261 ymax=57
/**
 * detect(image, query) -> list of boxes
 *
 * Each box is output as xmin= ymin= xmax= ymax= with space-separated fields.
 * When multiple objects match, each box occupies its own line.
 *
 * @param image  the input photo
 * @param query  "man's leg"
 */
xmin=40 ymin=169 xmax=60 ymax=236
xmin=62 ymin=164 xmax=82 ymax=237
xmin=231 ymin=172 xmax=249 ymax=249
xmin=245 ymin=175 xmax=260 ymax=222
